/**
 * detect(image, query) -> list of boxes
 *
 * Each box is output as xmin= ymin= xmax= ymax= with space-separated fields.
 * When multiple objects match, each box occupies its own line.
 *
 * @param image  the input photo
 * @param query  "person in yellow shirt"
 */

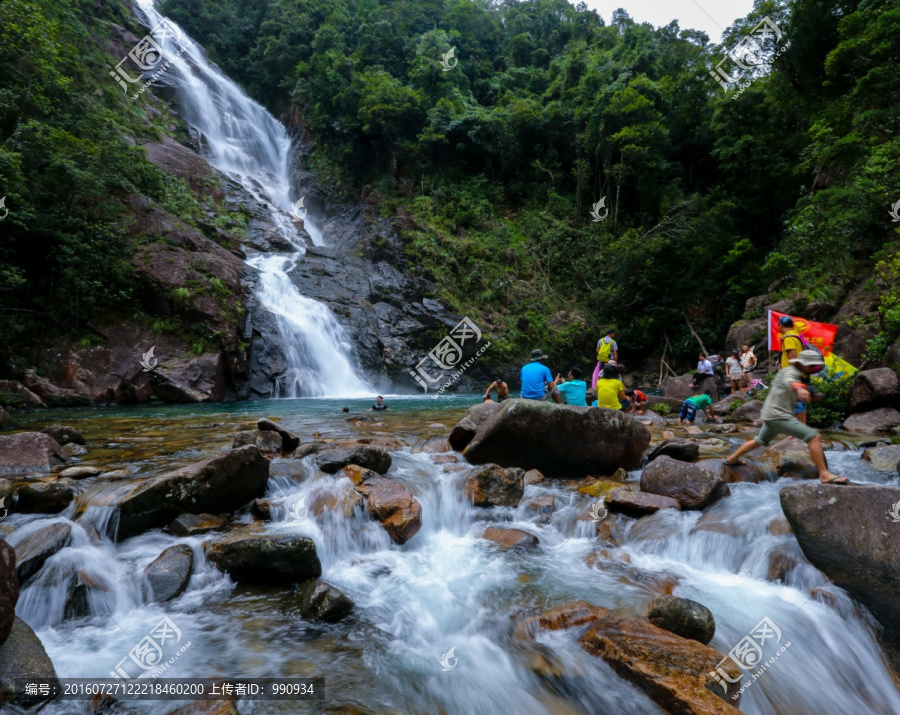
xmin=778 ymin=315 xmax=808 ymax=423
xmin=595 ymin=364 xmax=627 ymax=410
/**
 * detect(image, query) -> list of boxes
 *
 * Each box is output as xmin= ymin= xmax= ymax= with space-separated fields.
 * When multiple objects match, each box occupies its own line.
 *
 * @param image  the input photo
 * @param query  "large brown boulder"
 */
xmin=449 ymin=402 xmax=501 ymax=451
xmin=0 ymin=379 xmax=45 ymax=408
xmin=482 ymin=526 xmax=539 ymax=550
xmin=206 ymin=531 xmax=322 ymax=584
xmin=861 ymin=444 xmax=900 ymax=472
xmin=463 ymin=400 xmax=650 ymax=477
xmin=0 ymin=617 xmax=59 ymax=707
xmin=843 ymin=408 xmax=900 ymax=434
xmin=663 ymin=374 xmax=719 ymax=402
xmin=848 ymin=368 xmax=900 ymax=413
xmin=114 ymin=445 xmax=269 ymax=539
xmin=730 ymin=400 xmax=763 ymax=422
xmin=644 ymin=438 xmax=699 ymax=464
xmin=0 ymin=539 xmax=18 ymax=647
xmin=232 ymin=429 xmax=282 ymax=458
xmin=354 ymin=477 xmax=422 ymax=544
xmin=145 ymin=544 xmax=194 ymax=602
xmin=316 ymin=444 xmax=392 ymax=474
xmin=640 ymin=457 xmax=729 ymax=510
xmin=606 ymin=490 xmax=680 ymax=517
xmin=580 ymin=616 xmax=742 ymax=714
xmin=780 ymin=483 xmax=900 ymax=646
xmin=13 ymin=522 xmax=72 ymax=584
xmin=22 ymin=369 xmax=90 ymax=406
xmin=464 ymin=464 xmax=525 ymax=508
xmin=0 ymin=433 xmax=69 ymax=476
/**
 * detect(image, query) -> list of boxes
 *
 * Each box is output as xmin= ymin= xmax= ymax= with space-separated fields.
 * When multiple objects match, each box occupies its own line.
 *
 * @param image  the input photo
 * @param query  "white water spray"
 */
xmin=135 ymin=2 xmax=371 ymax=397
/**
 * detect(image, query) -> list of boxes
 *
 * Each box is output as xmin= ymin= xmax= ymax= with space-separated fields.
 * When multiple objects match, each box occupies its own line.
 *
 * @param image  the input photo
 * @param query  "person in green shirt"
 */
xmin=676 ymin=390 xmax=714 ymax=425
xmin=724 ymin=350 xmax=848 ymax=484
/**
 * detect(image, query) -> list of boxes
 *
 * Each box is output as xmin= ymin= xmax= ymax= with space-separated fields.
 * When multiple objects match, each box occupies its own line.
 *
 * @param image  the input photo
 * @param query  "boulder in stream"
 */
xmin=848 ymin=367 xmax=900 ymax=413
xmin=0 ymin=617 xmax=59 ymax=707
xmin=13 ymin=522 xmax=72 ymax=584
xmin=16 ymin=478 xmax=76 ymax=514
xmin=730 ymin=400 xmax=764 ymax=422
xmin=482 ymin=526 xmax=539 ymax=550
xmin=354 ymin=476 xmax=422 ymax=544
xmin=780 ymin=483 xmax=900 ymax=646
xmin=59 ymin=465 xmax=101 ymax=479
xmin=206 ymin=531 xmax=322 ymax=584
xmin=647 ymin=595 xmax=716 ymax=645
xmin=232 ymin=429 xmax=282 ymax=458
xmin=63 ymin=569 xmax=107 ymax=620
xmin=145 ymin=544 xmax=194 ymax=602
xmin=464 ymin=464 xmax=525 ymax=508
xmin=257 ymin=418 xmax=300 ymax=451
xmin=448 ymin=402 xmax=501 ymax=451
xmin=169 ymin=513 xmax=228 ymax=536
xmin=294 ymin=579 xmax=354 ymax=622
xmin=842 ymin=407 xmax=900 ymax=433
xmin=0 ymin=538 xmax=18 ymax=647
xmin=41 ymin=425 xmax=86 ymax=446
xmin=463 ymin=400 xmax=650 ymax=477
xmin=316 ymin=444 xmax=392 ymax=474
xmin=861 ymin=444 xmax=900 ymax=472
xmin=115 ymin=445 xmax=269 ymax=539
xmin=0 ymin=432 xmax=69 ymax=476
xmin=0 ymin=410 xmax=20 ymax=431
xmin=640 ymin=457 xmax=730 ymax=510
xmin=644 ymin=438 xmax=699 ymax=464
xmin=606 ymin=490 xmax=680 ymax=517
xmin=580 ymin=616 xmax=742 ymax=713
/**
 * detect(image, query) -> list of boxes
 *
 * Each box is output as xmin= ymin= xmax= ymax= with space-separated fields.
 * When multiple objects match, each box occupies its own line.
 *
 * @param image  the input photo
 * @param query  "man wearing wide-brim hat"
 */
xmin=521 ymin=349 xmax=557 ymax=401
xmin=724 ymin=350 xmax=848 ymax=484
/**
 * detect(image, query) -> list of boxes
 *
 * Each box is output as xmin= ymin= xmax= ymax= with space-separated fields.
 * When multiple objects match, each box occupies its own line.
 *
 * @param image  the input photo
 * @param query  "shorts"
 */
xmin=755 ymin=418 xmax=819 ymax=446
xmin=497 ymin=394 xmax=508 ymax=402
xmin=793 ymin=401 xmax=807 ymax=414
xmin=679 ymin=401 xmax=698 ymax=422
xmin=729 ymin=372 xmax=743 ymax=381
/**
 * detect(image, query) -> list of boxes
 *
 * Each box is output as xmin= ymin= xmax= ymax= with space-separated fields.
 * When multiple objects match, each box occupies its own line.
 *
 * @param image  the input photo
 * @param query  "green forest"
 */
xmin=1 ymin=0 xmax=899 ymax=371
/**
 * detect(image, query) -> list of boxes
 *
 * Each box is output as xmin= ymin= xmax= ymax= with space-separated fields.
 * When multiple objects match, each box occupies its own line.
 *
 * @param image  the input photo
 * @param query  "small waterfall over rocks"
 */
xmin=135 ymin=1 xmax=372 ymax=398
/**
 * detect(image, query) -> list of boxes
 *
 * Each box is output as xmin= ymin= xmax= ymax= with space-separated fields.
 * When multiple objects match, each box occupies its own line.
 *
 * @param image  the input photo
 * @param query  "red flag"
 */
xmin=768 ymin=311 xmax=838 ymax=356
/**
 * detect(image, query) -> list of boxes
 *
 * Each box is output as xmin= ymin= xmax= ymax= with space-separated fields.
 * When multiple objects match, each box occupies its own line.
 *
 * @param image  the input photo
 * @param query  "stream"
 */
xmin=4 ymin=397 xmax=900 ymax=714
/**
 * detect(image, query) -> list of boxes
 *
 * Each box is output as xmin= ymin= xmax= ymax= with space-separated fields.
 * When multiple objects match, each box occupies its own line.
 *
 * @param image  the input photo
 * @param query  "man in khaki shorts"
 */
xmin=724 ymin=350 xmax=848 ymax=484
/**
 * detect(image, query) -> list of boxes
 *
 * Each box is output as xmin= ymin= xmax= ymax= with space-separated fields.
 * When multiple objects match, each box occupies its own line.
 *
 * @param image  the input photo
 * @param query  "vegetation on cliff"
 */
xmin=162 ymin=0 xmax=900 ymax=370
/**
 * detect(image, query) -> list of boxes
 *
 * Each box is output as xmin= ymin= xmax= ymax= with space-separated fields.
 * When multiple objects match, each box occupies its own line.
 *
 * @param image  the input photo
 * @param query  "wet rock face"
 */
xmin=115 ymin=445 xmax=270 ymax=540
xmin=606 ymin=490 xmax=680 ymax=516
xmin=169 ymin=513 xmax=228 ymax=537
xmin=640 ymin=457 xmax=730 ymax=510
xmin=731 ymin=400 xmax=763 ymax=422
xmin=0 ymin=617 xmax=60 ymax=707
xmin=0 ymin=432 xmax=69 ymax=476
xmin=16 ymin=479 xmax=77 ymax=514
xmin=464 ymin=464 xmax=525 ymax=508
xmin=644 ymin=438 xmax=699 ymax=464
xmin=848 ymin=368 xmax=900 ymax=413
xmin=843 ymin=407 xmax=900 ymax=433
xmin=206 ymin=532 xmax=322 ymax=584
xmin=257 ymin=418 xmax=300 ymax=451
xmin=463 ymin=400 xmax=650 ymax=478
xmin=316 ymin=444 xmax=392 ymax=475
xmin=482 ymin=526 xmax=539 ymax=550
xmin=354 ymin=476 xmax=422 ymax=544
xmin=294 ymin=579 xmax=353 ymax=622
xmin=780 ymin=483 xmax=900 ymax=647
xmin=12 ymin=522 xmax=72 ymax=585
xmin=64 ymin=570 xmax=107 ymax=620
xmin=233 ymin=429 xmax=283 ymax=458
xmin=861 ymin=444 xmax=900 ymax=472
xmin=0 ymin=539 xmax=18 ymax=647
xmin=647 ymin=595 xmax=716 ymax=645
xmin=580 ymin=616 xmax=742 ymax=713
xmin=145 ymin=544 xmax=195 ymax=602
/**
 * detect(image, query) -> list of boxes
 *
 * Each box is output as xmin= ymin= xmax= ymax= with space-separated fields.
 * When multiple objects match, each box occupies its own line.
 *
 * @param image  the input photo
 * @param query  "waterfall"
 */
xmin=133 ymin=1 xmax=373 ymax=398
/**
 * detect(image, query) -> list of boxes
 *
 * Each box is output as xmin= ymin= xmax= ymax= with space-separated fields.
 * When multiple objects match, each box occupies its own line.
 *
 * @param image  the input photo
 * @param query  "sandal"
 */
xmin=822 ymin=476 xmax=850 ymax=485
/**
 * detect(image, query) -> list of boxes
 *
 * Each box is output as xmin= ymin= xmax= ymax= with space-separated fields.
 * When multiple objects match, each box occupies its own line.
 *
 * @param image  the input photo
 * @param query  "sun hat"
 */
xmin=790 ymin=349 xmax=825 ymax=368
xmin=530 ymin=349 xmax=548 ymax=361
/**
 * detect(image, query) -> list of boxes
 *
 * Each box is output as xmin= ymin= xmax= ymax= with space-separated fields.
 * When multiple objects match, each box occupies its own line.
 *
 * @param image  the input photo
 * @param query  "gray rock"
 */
xmin=257 ymin=418 xmax=300 ymax=451
xmin=294 ymin=579 xmax=353 ymax=622
xmin=292 ymin=441 xmax=327 ymax=459
xmin=316 ymin=444 xmax=392 ymax=474
xmin=0 ymin=410 xmax=20 ymax=431
xmin=169 ymin=513 xmax=227 ymax=537
xmin=13 ymin=522 xmax=72 ymax=585
xmin=0 ymin=617 xmax=59 ymax=706
xmin=41 ymin=425 xmax=86 ymax=446
xmin=606 ymin=490 xmax=681 ymax=516
xmin=848 ymin=368 xmax=900 ymax=413
xmin=647 ymin=595 xmax=716 ymax=645
xmin=644 ymin=438 xmax=699 ymax=464
xmin=463 ymin=399 xmax=650 ymax=478
xmin=861 ymin=444 xmax=900 ymax=472
xmin=232 ymin=429 xmax=282 ymax=457
xmin=206 ymin=532 xmax=322 ymax=584
xmin=640 ymin=456 xmax=729 ymax=510
xmin=114 ymin=445 xmax=269 ymax=540
xmin=63 ymin=570 xmax=106 ymax=620
xmin=464 ymin=464 xmax=525 ymax=508
xmin=16 ymin=479 xmax=76 ymax=514
xmin=59 ymin=465 xmax=101 ymax=479
xmin=843 ymin=408 xmax=900 ymax=434
xmin=145 ymin=544 xmax=194 ymax=602
xmin=0 ymin=539 xmax=18 ymax=647
xmin=0 ymin=432 xmax=69 ymax=476
xmin=731 ymin=400 xmax=764 ymax=422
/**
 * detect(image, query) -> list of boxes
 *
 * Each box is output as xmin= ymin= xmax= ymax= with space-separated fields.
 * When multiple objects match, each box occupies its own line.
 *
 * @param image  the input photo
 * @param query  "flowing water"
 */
xmin=132 ymin=1 xmax=371 ymax=398
xmin=6 ymin=399 xmax=900 ymax=714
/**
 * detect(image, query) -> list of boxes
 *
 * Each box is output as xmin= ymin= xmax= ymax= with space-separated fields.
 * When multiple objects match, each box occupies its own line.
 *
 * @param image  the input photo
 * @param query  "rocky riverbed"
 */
xmin=1 ymin=396 xmax=899 ymax=714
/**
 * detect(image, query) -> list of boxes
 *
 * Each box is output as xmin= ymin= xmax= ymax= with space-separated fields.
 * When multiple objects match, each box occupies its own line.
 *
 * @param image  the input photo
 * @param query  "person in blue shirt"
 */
xmin=555 ymin=367 xmax=587 ymax=406
xmin=520 ymin=349 xmax=556 ymax=400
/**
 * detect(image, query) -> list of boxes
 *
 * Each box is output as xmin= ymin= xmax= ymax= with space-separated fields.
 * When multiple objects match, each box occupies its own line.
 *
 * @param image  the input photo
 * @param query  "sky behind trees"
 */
xmin=583 ymin=0 xmax=755 ymax=42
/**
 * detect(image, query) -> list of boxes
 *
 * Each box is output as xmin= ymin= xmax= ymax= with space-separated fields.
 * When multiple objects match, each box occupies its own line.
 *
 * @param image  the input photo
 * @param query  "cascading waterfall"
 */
xmin=134 ymin=1 xmax=372 ymax=398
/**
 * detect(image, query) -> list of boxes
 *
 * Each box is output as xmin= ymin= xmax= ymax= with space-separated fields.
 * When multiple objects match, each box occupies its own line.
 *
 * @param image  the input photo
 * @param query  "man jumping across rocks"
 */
xmin=724 ymin=350 xmax=848 ymax=484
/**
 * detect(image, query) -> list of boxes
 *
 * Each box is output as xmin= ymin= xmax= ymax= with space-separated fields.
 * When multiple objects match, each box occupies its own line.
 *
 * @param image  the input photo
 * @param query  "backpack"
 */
xmin=597 ymin=337 xmax=613 ymax=361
